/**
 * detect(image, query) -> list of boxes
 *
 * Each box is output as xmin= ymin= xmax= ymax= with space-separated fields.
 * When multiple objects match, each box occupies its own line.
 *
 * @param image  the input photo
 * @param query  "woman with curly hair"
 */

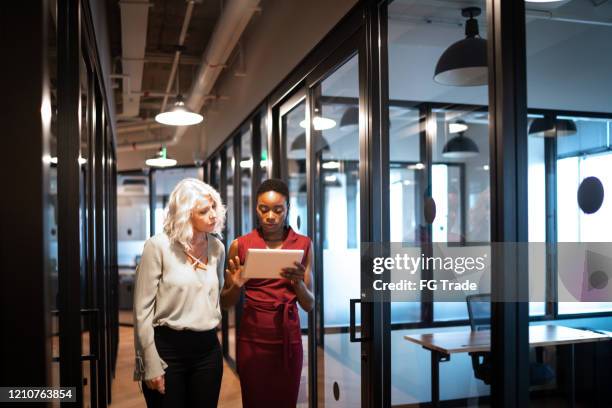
xmin=221 ymin=178 xmax=314 ymax=408
xmin=133 ymin=178 xmax=226 ymax=408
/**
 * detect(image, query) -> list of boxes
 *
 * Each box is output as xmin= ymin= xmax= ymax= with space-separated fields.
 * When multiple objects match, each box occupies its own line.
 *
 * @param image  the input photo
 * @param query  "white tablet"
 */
xmin=243 ymin=248 xmax=304 ymax=279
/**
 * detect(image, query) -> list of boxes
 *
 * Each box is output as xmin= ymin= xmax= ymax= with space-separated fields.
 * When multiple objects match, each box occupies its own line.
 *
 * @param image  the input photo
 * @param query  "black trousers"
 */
xmin=142 ymin=326 xmax=223 ymax=408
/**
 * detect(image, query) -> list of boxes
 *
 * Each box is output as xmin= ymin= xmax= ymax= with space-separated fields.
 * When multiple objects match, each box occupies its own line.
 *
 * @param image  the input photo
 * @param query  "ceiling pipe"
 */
xmin=121 ymin=0 xmax=261 ymax=152
xmin=160 ymin=0 xmax=196 ymax=113
xmin=119 ymin=0 xmax=151 ymax=117
xmin=526 ymin=8 xmax=612 ymax=27
xmin=165 ymin=0 xmax=261 ymax=149
xmin=117 ymin=140 xmax=171 ymax=152
xmin=117 ymin=121 xmax=164 ymax=134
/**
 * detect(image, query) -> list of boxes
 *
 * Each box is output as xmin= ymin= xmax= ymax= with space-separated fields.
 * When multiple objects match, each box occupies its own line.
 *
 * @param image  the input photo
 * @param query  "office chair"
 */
xmin=466 ymin=294 xmax=555 ymax=386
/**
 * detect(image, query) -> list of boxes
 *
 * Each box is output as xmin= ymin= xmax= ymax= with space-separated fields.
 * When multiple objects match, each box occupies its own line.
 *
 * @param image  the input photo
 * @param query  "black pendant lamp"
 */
xmin=529 ymin=116 xmax=577 ymax=137
xmin=290 ymin=132 xmax=331 ymax=153
xmin=442 ymin=132 xmax=479 ymax=159
xmin=340 ymin=106 xmax=359 ymax=129
xmin=434 ymin=7 xmax=487 ymax=86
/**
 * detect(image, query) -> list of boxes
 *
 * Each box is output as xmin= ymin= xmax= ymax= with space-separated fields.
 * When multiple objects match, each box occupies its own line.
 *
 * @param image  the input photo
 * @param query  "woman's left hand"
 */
xmin=280 ymin=261 xmax=306 ymax=286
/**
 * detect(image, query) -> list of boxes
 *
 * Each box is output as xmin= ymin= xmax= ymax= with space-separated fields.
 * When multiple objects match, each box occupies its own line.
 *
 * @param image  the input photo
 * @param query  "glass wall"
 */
xmin=36 ymin=1 xmax=119 ymax=403
xmin=279 ymin=96 xmax=310 ymax=406
xmin=199 ymin=1 xmax=612 ymax=406
xmin=526 ymin=3 xmax=612 ymax=315
xmin=313 ymin=53 xmax=362 ymax=407
xmin=525 ymin=0 xmax=612 ymax=404
xmin=116 ymin=172 xmax=150 ymax=326
xmin=48 ymin=12 xmax=60 ymax=390
xmin=260 ymin=114 xmax=270 ymax=183
xmin=241 ymin=129 xmax=253 ymax=233
xmin=117 ymin=173 xmax=150 ymax=267
xmin=387 ymin=0 xmax=491 ymax=405
xmin=283 ymin=99 xmax=308 ymax=236
xmin=224 ymin=144 xmax=237 ymax=363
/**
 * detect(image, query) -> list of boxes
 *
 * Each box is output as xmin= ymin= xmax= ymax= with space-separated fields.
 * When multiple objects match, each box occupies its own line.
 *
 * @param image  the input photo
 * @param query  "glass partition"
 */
xmin=525 ymin=0 xmax=612 ymax=404
xmin=260 ymin=115 xmax=270 ymax=183
xmin=241 ymin=129 xmax=253 ymax=233
xmin=283 ymin=100 xmax=308 ymax=236
xmin=313 ymin=53 xmax=362 ymax=408
xmin=224 ymin=144 xmax=237 ymax=364
xmin=280 ymin=97 xmax=309 ymax=405
xmin=387 ymin=0 xmax=491 ymax=405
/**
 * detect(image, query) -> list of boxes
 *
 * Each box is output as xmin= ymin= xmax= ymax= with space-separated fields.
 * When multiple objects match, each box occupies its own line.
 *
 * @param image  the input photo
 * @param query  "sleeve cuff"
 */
xmin=133 ymin=343 xmax=167 ymax=381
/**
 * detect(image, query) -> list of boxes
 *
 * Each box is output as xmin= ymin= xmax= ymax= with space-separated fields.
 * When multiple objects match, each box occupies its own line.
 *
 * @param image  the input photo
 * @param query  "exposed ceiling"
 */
xmin=107 ymin=0 xmax=223 ymax=143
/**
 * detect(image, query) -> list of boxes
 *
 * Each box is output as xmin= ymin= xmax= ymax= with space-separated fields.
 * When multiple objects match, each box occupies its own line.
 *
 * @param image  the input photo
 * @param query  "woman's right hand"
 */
xmin=145 ymin=375 xmax=165 ymax=394
xmin=226 ymin=255 xmax=248 ymax=288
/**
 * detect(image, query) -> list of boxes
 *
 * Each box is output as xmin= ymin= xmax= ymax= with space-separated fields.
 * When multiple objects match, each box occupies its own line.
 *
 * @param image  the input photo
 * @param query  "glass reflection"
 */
xmin=281 ymin=99 xmax=309 ymax=406
xmin=388 ymin=0 xmax=491 ymax=405
xmin=314 ymin=53 xmax=361 ymax=408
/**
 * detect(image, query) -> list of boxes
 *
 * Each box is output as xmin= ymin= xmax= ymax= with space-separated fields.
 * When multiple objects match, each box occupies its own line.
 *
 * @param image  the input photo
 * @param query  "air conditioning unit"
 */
xmin=118 ymin=176 xmax=148 ymax=196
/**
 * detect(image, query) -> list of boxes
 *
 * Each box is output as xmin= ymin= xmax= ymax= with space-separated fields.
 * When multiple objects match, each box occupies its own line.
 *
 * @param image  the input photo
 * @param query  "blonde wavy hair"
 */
xmin=163 ymin=178 xmax=225 ymax=250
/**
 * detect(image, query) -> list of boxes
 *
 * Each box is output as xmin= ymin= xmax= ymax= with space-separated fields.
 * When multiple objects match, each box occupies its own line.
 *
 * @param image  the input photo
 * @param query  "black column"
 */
xmin=57 ymin=0 xmax=84 ymax=404
xmin=0 ymin=0 xmax=52 ymax=388
xmin=363 ymin=2 xmax=389 ymax=405
xmin=487 ymin=0 xmax=529 ymax=407
xmin=94 ymin=85 xmax=109 ymax=407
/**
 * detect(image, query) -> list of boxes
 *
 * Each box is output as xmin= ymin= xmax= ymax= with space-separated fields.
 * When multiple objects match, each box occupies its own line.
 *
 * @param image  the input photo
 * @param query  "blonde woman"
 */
xmin=133 ymin=178 xmax=226 ymax=408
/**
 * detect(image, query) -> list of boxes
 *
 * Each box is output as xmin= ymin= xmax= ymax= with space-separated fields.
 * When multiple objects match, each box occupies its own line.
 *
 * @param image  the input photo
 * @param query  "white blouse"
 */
xmin=133 ymin=232 xmax=225 ymax=381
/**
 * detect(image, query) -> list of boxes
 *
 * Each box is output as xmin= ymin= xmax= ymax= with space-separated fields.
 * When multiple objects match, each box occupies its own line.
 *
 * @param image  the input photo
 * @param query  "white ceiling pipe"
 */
xmin=160 ymin=0 xmax=196 ymax=112
xmin=117 ymin=140 xmax=171 ymax=152
xmin=119 ymin=0 xmax=151 ymax=117
xmin=168 ymin=0 xmax=261 ymax=147
xmin=117 ymin=121 xmax=164 ymax=134
xmin=122 ymin=0 xmax=260 ymax=152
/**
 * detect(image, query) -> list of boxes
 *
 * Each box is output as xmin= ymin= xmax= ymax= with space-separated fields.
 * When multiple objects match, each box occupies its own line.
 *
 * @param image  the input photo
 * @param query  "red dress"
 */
xmin=236 ymin=226 xmax=311 ymax=408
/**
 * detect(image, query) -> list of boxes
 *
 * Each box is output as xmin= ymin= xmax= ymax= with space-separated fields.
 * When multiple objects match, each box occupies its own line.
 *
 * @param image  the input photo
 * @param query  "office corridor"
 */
xmin=109 ymin=325 xmax=242 ymax=408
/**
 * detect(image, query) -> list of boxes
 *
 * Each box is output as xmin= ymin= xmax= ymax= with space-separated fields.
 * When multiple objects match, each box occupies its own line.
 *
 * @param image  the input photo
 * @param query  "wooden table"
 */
xmin=404 ymin=325 xmax=610 ymax=407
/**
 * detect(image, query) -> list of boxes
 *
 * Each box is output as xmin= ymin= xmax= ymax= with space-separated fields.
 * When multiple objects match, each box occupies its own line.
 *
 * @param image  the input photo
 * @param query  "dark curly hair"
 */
xmin=256 ymin=178 xmax=289 ymax=204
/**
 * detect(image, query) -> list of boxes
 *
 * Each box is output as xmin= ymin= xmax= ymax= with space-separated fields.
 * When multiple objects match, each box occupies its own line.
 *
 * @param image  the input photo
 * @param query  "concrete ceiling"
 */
xmin=107 ymin=0 xmax=221 ymax=135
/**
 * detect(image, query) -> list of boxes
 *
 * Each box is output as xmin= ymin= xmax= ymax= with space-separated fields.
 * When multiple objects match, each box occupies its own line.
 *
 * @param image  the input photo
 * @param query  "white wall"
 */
xmin=201 ymin=0 xmax=358 ymax=157
xmin=117 ymin=123 xmax=202 ymax=171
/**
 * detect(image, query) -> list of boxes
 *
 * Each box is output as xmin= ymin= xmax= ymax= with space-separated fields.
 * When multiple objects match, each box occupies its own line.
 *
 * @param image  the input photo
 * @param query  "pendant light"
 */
xmin=155 ymin=53 xmax=203 ymax=126
xmin=299 ymin=117 xmax=336 ymax=131
xmin=442 ymin=131 xmax=479 ymax=159
xmin=434 ymin=7 xmax=487 ymax=86
xmin=146 ymin=146 xmax=177 ymax=168
xmin=528 ymin=116 xmax=577 ymax=137
xmin=448 ymin=119 xmax=468 ymax=134
xmin=339 ymin=106 xmax=359 ymax=130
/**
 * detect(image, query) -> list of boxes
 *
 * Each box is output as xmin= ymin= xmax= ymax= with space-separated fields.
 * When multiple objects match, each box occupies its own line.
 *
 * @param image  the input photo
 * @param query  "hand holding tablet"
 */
xmin=244 ymin=248 xmax=304 ymax=280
